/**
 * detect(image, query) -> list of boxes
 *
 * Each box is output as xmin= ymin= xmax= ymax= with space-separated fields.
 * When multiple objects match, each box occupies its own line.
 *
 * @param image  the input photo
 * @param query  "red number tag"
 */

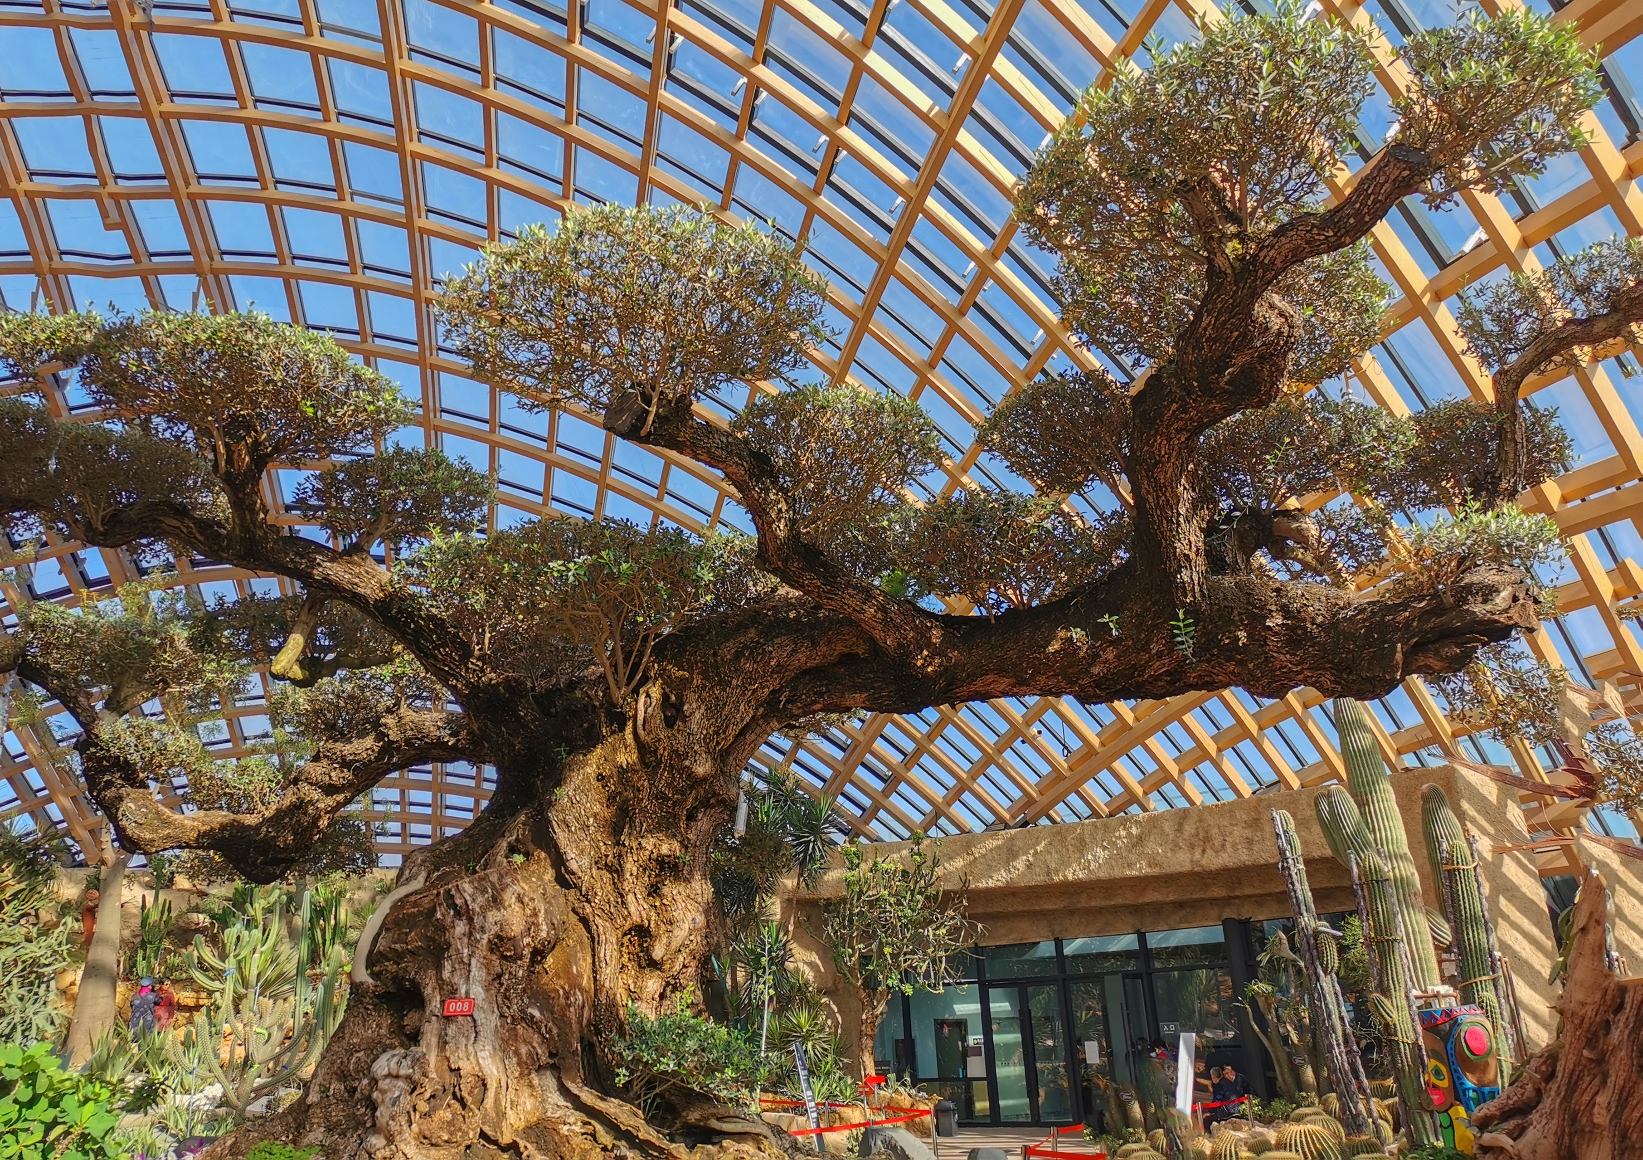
xmin=442 ymin=997 xmax=475 ymax=1017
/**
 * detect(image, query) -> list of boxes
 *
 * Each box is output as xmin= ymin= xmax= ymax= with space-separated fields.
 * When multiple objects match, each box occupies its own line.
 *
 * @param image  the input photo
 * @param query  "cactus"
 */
xmin=179 ymin=887 xmax=349 ymax=1124
xmin=1328 ymin=700 xmax=1442 ymax=989
xmin=1271 ymin=810 xmax=1378 ymax=1140
xmin=1341 ymin=1137 xmax=1385 ymax=1157
xmin=1315 ymin=787 xmax=1435 ymax=1148
xmin=1273 ymin=1121 xmax=1342 ymax=1160
xmin=1247 ymin=1139 xmax=1275 ymax=1156
xmin=1212 ymin=1134 xmax=1243 ymax=1160
xmin=1264 ymin=1153 xmax=1305 ymax=1160
xmin=1421 ymin=783 xmax=1511 ymax=1085
xmin=1115 ymin=1147 xmax=1159 ymax=1159
xmin=1147 ymin=1129 xmax=1167 ymax=1153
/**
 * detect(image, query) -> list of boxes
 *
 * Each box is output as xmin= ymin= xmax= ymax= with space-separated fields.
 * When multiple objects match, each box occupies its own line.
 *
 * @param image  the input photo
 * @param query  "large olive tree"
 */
xmin=2 ymin=7 xmax=1639 ymax=1157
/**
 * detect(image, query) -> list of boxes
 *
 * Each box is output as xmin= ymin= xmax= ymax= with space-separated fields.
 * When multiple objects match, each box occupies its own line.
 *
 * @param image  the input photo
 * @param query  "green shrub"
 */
xmin=1258 ymin=1096 xmax=1297 ymax=1123
xmin=613 ymin=993 xmax=764 ymax=1117
xmin=1404 ymin=1147 xmax=1470 ymax=1160
xmin=0 ymin=1040 xmax=124 ymax=1160
xmin=246 ymin=1142 xmax=322 ymax=1160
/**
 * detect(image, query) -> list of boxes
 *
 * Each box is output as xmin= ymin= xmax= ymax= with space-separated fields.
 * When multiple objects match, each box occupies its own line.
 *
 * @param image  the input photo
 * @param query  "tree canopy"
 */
xmin=0 ymin=6 xmax=1637 ymax=885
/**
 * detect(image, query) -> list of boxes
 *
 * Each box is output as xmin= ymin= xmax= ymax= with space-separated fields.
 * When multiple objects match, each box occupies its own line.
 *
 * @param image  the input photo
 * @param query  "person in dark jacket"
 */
xmin=128 ymin=977 xmax=158 ymax=1037
xmin=1208 ymin=1061 xmax=1251 ymax=1123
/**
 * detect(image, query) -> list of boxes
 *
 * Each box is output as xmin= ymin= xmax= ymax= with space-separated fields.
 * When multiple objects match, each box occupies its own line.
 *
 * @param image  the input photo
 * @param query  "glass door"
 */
xmin=1069 ymin=977 xmax=1119 ymax=1131
xmin=1027 ymin=984 xmax=1074 ymax=1122
xmin=987 ymin=987 xmax=1033 ymax=1122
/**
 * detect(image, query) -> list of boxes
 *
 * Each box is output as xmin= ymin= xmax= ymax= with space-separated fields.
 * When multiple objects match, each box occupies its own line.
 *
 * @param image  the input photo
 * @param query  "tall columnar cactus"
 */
xmin=1271 ymin=810 xmax=1378 ymax=1141
xmin=1316 ymin=787 xmax=1437 ymax=1149
xmin=1420 ymin=783 xmax=1511 ymax=1085
xmin=1330 ymin=699 xmax=1442 ymax=990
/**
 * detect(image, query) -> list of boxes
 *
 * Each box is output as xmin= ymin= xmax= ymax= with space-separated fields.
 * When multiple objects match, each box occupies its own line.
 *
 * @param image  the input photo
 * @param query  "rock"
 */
xmin=965 ymin=1149 xmax=1012 ymax=1160
xmin=858 ymin=1127 xmax=935 ymax=1160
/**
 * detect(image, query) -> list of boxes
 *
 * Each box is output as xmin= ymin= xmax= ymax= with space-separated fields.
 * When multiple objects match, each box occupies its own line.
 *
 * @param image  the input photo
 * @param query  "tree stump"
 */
xmin=1472 ymin=869 xmax=1643 ymax=1160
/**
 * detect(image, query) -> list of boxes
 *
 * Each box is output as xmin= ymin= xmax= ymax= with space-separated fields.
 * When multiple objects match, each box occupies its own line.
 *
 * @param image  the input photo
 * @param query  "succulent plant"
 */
xmin=1341 ymin=1135 xmax=1386 ymax=1157
xmin=1273 ymin=1120 xmax=1342 ymax=1160
xmin=1147 ymin=1129 xmax=1167 ymax=1152
xmin=1212 ymin=1133 xmax=1244 ymax=1160
xmin=1423 ymin=783 xmax=1511 ymax=1086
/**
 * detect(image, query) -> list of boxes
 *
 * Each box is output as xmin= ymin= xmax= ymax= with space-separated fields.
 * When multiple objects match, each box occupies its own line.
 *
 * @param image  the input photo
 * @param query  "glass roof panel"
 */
xmin=2 ymin=0 xmax=1642 ymax=860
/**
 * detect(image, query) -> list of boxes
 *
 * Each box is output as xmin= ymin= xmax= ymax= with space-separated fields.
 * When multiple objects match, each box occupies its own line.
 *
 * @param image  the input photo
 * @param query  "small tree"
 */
xmin=822 ymin=834 xmax=979 ymax=1078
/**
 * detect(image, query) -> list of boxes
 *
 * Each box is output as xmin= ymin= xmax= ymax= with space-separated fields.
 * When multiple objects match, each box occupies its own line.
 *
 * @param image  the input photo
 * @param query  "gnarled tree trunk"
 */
xmin=66 ymin=846 xmax=130 ymax=1067
xmin=1473 ymin=869 xmax=1643 ymax=1160
xmin=222 ymin=703 xmax=772 ymax=1160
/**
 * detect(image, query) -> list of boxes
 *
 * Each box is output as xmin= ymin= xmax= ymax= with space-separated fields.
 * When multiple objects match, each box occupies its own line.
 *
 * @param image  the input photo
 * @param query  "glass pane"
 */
xmin=1146 ymin=925 xmax=1227 ymax=967
xmin=910 ymin=984 xmax=985 ymax=1081
xmin=988 ymin=988 xmax=1032 ymax=1122
xmin=925 ymin=1079 xmax=990 ymax=1122
xmin=1152 ymin=967 xmax=1239 ymax=1053
xmin=983 ymin=940 xmax=1058 ymax=978
xmin=1063 ymin=933 xmax=1140 ymax=974
xmin=1070 ymin=979 xmax=1112 ymax=1116
xmin=1028 ymin=985 xmax=1074 ymax=1123
xmin=873 ymin=999 xmax=909 ymax=1078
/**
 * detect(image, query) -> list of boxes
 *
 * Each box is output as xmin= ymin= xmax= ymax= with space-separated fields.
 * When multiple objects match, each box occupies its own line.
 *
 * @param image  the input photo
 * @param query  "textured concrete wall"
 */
xmin=1574 ymin=836 xmax=1643 ymax=971
xmin=785 ymin=766 xmax=1592 ymax=1053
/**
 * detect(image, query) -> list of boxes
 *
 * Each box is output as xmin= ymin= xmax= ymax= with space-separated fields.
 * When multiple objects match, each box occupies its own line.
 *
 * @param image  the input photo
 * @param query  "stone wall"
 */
xmin=782 ymin=766 xmax=1598 ymax=1057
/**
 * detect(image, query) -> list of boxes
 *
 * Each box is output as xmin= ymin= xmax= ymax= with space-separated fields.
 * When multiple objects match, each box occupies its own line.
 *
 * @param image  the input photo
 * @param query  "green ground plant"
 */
xmin=0 ymin=1040 xmax=123 ymax=1160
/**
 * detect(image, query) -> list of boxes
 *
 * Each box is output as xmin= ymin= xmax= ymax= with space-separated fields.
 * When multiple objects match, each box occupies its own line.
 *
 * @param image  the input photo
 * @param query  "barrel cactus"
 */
xmin=1341 ymin=1136 xmax=1386 ymax=1157
xmin=1263 ymin=1153 xmax=1304 ymax=1160
xmin=1115 ymin=1146 xmax=1157 ymax=1159
xmin=1274 ymin=1120 xmax=1342 ymax=1160
xmin=1212 ymin=1133 xmax=1244 ymax=1160
xmin=1318 ymin=1093 xmax=1340 ymax=1120
xmin=1147 ymin=1129 xmax=1167 ymax=1153
xmin=1189 ymin=1137 xmax=1215 ymax=1160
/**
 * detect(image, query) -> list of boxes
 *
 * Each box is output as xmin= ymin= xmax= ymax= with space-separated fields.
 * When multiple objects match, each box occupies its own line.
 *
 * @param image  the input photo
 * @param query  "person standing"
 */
xmin=1209 ymin=1061 xmax=1251 ymax=1124
xmin=154 ymin=979 xmax=177 ymax=1033
xmin=128 ymin=977 xmax=158 ymax=1037
xmin=80 ymin=889 xmax=99 ymax=950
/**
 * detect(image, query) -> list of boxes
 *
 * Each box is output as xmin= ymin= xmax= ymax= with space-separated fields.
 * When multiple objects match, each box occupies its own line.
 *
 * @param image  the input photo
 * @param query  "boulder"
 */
xmin=965 ymin=1149 xmax=1012 ymax=1160
xmin=858 ymin=1125 xmax=935 ymax=1160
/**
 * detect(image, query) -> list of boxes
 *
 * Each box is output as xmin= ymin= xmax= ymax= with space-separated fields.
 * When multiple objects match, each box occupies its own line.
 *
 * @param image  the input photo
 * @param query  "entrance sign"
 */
xmin=1174 ymin=1032 xmax=1196 ymax=1116
xmin=442 ymin=997 xmax=476 ymax=1017
xmin=793 ymin=1043 xmax=820 ymax=1129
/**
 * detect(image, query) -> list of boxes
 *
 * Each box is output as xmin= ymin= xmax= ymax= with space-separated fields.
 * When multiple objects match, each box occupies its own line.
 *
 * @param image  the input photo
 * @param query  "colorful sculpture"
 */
xmin=1420 ymin=1005 xmax=1501 ymax=1154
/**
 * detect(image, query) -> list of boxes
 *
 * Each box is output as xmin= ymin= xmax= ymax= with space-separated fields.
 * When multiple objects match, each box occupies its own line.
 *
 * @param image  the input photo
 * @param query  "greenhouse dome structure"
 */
xmin=3 ymin=0 xmax=1642 ymax=862
xmin=7 ymin=0 xmax=1643 ymax=1155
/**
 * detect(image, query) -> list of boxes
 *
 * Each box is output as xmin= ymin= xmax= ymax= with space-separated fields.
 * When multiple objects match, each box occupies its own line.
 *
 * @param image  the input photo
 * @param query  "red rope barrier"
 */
xmin=781 ymin=1108 xmax=932 ymax=1137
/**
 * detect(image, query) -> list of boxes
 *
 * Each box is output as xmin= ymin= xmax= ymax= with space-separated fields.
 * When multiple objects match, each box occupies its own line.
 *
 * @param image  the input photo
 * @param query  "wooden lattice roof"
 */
xmin=1 ymin=0 xmax=1641 ymax=868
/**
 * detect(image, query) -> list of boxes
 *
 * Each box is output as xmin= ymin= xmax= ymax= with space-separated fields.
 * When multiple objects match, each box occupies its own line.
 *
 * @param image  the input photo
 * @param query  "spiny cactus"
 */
xmin=1147 ymin=1129 xmax=1167 ymax=1152
xmin=1367 ymin=1079 xmax=1395 ymax=1099
xmin=1293 ymin=1113 xmax=1343 ymax=1142
xmin=1114 ymin=1147 xmax=1161 ymax=1160
xmin=1190 ymin=1137 xmax=1216 ymax=1160
xmin=1314 ymin=787 xmax=1434 ymax=1148
xmin=1272 ymin=810 xmax=1377 ymax=1140
xmin=1318 ymin=1092 xmax=1340 ymax=1119
xmin=1273 ymin=1120 xmax=1342 ymax=1160
xmin=1341 ymin=1137 xmax=1386 ymax=1157
xmin=1422 ymin=783 xmax=1511 ymax=1085
xmin=1263 ymin=1153 xmax=1304 ymax=1160
xmin=1211 ymin=1134 xmax=1243 ymax=1160
xmin=1328 ymin=699 xmax=1442 ymax=989
xmin=1246 ymin=1140 xmax=1275 ymax=1156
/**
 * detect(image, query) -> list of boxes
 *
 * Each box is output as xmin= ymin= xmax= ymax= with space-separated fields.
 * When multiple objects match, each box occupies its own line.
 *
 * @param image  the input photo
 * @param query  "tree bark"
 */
xmin=65 ymin=846 xmax=130 ymax=1067
xmin=1472 ymin=869 xmax=1643 ymax=1160
xmin=220 ymin=716 xmax=774 ymax=1160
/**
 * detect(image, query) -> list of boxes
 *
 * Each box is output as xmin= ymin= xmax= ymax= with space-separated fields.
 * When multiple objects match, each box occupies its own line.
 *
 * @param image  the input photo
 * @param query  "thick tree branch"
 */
xmin=52 ymin=494 xmax=483 ymax=696
xmin=1257 ymin=144 xmax=1433 ymax=279
xmin=606 ymin=395 xmax=946 ymax=662
xmin=759 ymin=563 xmax=1538 ymax=720
xmin=1483 ymin=281 xmax=1643 ymax=505
xmin=17 ymin=656 xmax=480 ymax=882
